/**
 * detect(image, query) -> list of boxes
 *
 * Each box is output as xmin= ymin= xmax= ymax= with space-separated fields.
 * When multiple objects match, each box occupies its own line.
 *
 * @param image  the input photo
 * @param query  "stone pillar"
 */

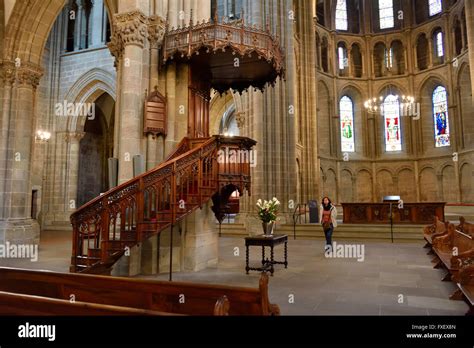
xmin=427 ymin=37 xmax=434 ymax=68
xmin=147 ymin=15 xmax=165 ymax=169
xmin=463 ymin=0 xmax=474 ymax=103
xmin=183 ymin=200 xmax=218 ymax=271
xmin=65 ymin=132 xmax=85 ymax=212
xmin=168 ymin=0 xmax=179 ymax=29
xmin=0 ymin=62 xmax=42 ymax=245
xmin=110 ymin=10 xmax=148 ymax=184
xmin=90 ymin=0 xmax=105 ymax=47
xmin=0 ymin=67 xmax=14 ymax=221
xmin=196 ymin=0 xmax=210 ymax=22
xmin=74 ymin=2 xmax=84 ymax=50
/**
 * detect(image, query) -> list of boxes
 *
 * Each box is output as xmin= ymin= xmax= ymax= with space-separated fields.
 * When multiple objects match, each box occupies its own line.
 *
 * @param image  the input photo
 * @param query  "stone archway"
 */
xmin=77 ymin=93 xmax=115 ymax=206
xmin=0 ymin=0 xmax=117 ymax=242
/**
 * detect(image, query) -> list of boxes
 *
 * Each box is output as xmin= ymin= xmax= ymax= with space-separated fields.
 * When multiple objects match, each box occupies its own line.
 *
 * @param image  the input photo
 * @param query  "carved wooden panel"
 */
xmin=144 ymin=87 xmax=167 ymax=136
xmin=342 ymin=202 xmax=446 ymax=224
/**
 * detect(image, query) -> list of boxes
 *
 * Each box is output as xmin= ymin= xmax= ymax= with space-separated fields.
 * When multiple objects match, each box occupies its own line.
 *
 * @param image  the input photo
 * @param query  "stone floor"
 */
xmin=0 ymin=231 xmax=468 ymax=315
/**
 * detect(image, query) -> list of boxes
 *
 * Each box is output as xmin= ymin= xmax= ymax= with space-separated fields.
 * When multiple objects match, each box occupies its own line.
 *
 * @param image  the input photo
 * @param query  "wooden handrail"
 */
xmin=70 ymin=135 xmax=256 ymax=273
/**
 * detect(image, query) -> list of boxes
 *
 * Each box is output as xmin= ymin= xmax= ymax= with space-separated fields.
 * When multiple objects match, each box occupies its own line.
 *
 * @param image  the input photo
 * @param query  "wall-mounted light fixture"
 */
xmin=36 ymin=130 xmax=51 ymax=142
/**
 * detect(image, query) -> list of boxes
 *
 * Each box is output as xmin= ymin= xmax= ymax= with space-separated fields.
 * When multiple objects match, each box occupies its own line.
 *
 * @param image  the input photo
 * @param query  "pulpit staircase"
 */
xmin=70 ymin=135 xmax=255 ymax=274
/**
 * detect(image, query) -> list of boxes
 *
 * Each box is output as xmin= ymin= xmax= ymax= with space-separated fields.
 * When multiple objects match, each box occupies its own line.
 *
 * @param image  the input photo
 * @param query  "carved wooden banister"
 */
xmin=70 ymin=135 xmax=256 ymax=274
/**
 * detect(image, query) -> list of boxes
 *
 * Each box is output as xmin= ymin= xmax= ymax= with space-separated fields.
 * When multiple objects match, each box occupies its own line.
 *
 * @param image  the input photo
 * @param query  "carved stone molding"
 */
xmin=0 ymin=61 xmax=43 ymax=88
xmin=64 ymin=132 xmax=86 ymax=143
xmin=0 ymin=61 xmax=16 ymax=85
xmin=108 ymin=12 xmax=166 ymax=64
xmin=113 ymin=10 xmax=148 ymax=48
xmin=148 ymin=15 xmax=166 ymax=49
xmin=235 ymin=111 xmax=246 ymax=129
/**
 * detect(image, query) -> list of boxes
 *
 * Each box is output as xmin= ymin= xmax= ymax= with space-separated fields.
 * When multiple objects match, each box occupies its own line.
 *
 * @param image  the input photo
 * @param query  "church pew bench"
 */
xmin=432 ymin=224 xmax=473 ymax=281
xmin=423 ymin=217 xmax=448 ymax=258
xmin=457 ymin=217 xmax=474 ymax=237
xmin=450 ymin=263 xmax=474 ymax=315
xmin=0 ymin=290 xmax=179 ymax=316
xmin=0 ymin=267 xmax=278 ymax=315
xmin=423 ymin=216 xmax=448 ymax=247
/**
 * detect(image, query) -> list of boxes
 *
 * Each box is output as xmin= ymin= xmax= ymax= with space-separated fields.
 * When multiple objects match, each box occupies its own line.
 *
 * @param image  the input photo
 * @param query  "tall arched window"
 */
xmin=435 ymin=31 xmax=444 ymax=57
xmin=429 ymin=0 xmax=442 ymax=17
xmin=432 ymin=86 xmax=450 ymax=147
xmin=379 ymin=0 xmax=394 ymax=29
xmin=338 ymin=43 xmax=348 ymax=71
xmin=340 ymin=96 xmax=355 ymax=152
xmin=335 ymin=0 xmax=348 ymax=30
xmin=385 ymin=47 xmax=393 ymax=69
xmin=383 ymin=94 xmax=402 ymax=151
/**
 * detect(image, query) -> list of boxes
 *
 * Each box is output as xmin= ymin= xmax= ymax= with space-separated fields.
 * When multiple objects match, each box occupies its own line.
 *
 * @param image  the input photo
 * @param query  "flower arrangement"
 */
xmin=256 ymin=197 xmax=280 ymax=223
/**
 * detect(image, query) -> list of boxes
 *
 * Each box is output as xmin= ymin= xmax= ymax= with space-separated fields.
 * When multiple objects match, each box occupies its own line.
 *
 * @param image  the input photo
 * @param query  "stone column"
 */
xmin=147 ymin=15 xmax=165 ymax=169
xmin=110 ymin=10 xmax=148 ymax=184
xmin=0 ymin=62 xmax=42 ymax=245
xmin=65 ymin=132 xmax=85 ymax=212
xmin=196 ymin=0 xmax=210 ymax=22
xmin=463 ymin=0 xmax=474 ymax=103
xmin=0 ymin=64 xmax=15 ymax=221
xmin=427 ymin=37 xmax=434 ymax=68
xmin=74 ymin=2 xmax=84 ymax=50
xmin=183 ymin=200 xmax=218 ymax=271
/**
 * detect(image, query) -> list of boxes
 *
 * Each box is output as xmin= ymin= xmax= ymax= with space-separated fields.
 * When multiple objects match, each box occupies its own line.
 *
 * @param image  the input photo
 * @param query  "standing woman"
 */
xmin=319 ymin=197 xmax=337 ymax=252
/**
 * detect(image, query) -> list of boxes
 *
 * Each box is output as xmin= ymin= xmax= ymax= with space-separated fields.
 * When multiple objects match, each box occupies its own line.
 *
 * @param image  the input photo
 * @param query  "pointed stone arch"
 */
xmin=63 ymin=68 xmax=116 ymax=132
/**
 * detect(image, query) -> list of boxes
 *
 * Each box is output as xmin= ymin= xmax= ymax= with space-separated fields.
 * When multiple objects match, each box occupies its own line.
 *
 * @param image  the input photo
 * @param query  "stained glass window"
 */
xmin=383 ymin=94 xmax=402 ymax=151
xmin=335 ymin=0 xmax=348 ymax=31
xmin=429 ymin=0 xmax=442 ymax=16
xmin=436 ymin=31 xmax=444 ymax=57
xmin=340 ymin=96 xmax=355 ymax=152
xmin=432 ymin=86 xmax=450 ymax=147
xmin=379 ymin=0 xmax=394 ymax=29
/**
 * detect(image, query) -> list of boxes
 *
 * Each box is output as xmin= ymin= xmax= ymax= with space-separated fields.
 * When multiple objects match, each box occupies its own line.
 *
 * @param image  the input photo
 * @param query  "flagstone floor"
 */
xmin=0 ymin=231 xmax=468 ymax=315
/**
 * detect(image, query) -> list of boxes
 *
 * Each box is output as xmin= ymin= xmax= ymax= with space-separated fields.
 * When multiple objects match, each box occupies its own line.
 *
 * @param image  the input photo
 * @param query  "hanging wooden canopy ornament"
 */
xmin=162 ymin=11 xmax=285 ymax=94
xmin=144 ymin=86 xmax=167 ymax=136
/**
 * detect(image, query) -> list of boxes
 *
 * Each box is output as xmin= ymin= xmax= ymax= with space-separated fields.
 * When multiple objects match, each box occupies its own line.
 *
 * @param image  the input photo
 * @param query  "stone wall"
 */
xmin=314 ymin=0 xmax=474 ymax=204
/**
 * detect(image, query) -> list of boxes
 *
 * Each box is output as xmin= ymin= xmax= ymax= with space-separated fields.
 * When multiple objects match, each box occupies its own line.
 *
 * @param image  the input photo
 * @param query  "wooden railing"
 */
xmin=70 ymin=135 xmax=256 ymax=273
xmin=162 ymin=18 xmax=284 ymax=74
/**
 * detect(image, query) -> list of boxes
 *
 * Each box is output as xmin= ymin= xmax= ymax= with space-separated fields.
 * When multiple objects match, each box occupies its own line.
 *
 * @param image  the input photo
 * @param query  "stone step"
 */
xmin=217 ymin=223 xmax=425 ymax=242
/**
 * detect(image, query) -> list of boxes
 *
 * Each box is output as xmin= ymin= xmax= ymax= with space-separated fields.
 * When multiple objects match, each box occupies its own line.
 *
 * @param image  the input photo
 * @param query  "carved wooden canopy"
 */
xmin=144 ymin=87 xmax=167 ymax=137
xmin=162 ymin=18 xmax=285 ymax=94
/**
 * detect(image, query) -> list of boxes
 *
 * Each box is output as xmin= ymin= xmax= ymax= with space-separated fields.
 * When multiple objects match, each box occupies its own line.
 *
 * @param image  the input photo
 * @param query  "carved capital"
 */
xmin=65 ymin=132 xmax=86 ymax=143
xmin=147 ymin=15 xmax=166 ymax=49
xmin=0 ymin=61 xmax=43 ymax=88
xmin=17 ymin=65 xmax=43 ymax=88
xmin=108 ymin=31 xmax=124 ymax=64
xmin=113 ymin=10 xmax=148 ymax=48
xmin=0 ymin=61 xmax=16 ymax=85
xmin=235 ymin=111 xmax=246 ymax=129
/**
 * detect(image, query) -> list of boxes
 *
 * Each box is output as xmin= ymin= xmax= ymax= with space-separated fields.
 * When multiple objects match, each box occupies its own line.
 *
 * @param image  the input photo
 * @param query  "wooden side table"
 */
xmin=245 ymin=234 xmax=288 ymax=276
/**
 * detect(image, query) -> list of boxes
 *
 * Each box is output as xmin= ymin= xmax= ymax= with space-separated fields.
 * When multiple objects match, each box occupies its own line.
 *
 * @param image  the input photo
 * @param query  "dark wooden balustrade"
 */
xmin=70 ymin=135 xmax=256 ymax=274
xmin=162 ymin=16 xmax=285 ymax=94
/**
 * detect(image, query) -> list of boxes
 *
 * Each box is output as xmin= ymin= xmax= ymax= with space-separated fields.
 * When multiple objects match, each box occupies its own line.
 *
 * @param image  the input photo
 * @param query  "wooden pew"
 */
xmin=432 ymin=223 xmax=473 ymax=281
xmin=457 ymin=217 xmax=474 ymax=237
xmin=0 ymin=291 xmax=178 ymax=316
xmin=451 ymin=262 xmax=474 ymax=315
xmin=0 ymin=267 xmax=279 ymax=316
xmin=423 ymin=217 xmax=448 ymax=257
